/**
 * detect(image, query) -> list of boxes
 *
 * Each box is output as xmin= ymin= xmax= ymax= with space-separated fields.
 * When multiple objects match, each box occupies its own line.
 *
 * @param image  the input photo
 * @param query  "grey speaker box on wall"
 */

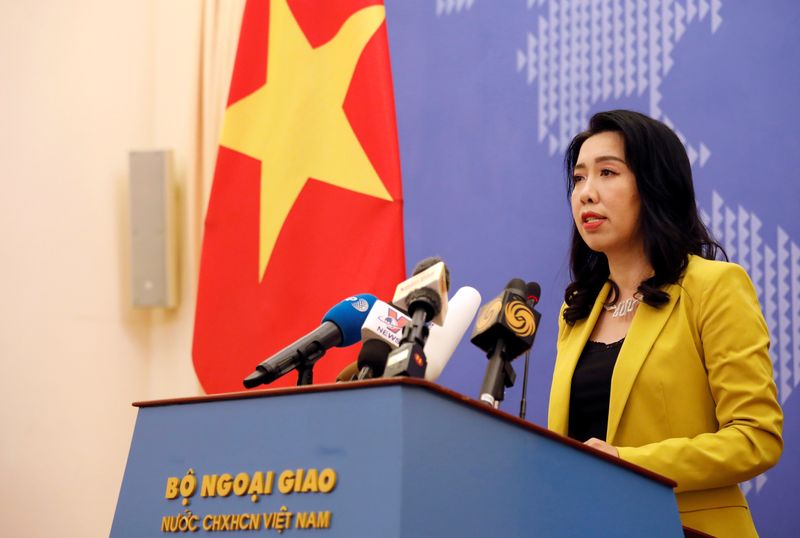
xmin=129 ymin=150 xmax=178 ymax=308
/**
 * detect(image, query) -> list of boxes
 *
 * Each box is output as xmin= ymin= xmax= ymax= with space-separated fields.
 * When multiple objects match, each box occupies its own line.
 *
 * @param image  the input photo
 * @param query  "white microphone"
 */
xmin=423 ymin=286 xmax=482 ymax=382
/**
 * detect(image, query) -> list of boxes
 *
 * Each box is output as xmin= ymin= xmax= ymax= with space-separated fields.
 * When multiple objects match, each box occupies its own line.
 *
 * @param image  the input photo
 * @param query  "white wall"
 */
xmin=0 ymin=1 xmax=213 ymax=535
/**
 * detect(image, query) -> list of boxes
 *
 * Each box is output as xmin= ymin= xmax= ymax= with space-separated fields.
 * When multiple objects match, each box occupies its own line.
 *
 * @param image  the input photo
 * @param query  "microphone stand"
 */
xmin=480 ymin=345 xmax=517 ymax=408
xmin=519 ymin=349 xmax=531 ymax=419
xmin=518 ymin=308 xmax=540 ymax=418
xmin=296 ymin=348 xmax=325 ymax=386
xmin=296 ymin=364 xmax=313 ymax=386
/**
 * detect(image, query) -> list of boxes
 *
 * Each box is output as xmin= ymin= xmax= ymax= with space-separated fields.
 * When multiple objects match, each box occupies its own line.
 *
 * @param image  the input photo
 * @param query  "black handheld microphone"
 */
xmin=471 ymin=279 xmax=538 ymax=407
xmin=384 ymin=257 xmax=450 ymax=378
xmin=357 ymin=339 xmax=393 ymax=380
xmin=392 ymin=256 xmax=450 ymax=328
xmin=519 ymin=282 xmax=542 ymax=419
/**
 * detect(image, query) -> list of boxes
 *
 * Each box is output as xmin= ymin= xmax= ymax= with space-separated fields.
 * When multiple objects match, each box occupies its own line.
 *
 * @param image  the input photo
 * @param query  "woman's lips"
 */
xmin=580 ymin=212 xmax=606 ymax=231
xmin=582 ymin=218 xmax=605 ymax=231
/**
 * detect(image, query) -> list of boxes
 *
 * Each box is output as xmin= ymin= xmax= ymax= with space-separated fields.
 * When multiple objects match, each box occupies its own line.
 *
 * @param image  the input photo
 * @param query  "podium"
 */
xmin=111 ymin=378 xmax=684 ymax=537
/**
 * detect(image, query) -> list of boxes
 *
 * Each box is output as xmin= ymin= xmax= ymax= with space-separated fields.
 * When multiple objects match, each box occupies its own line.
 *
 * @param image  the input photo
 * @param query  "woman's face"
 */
xmin=570 ymin=131 xmax=643 ymax=257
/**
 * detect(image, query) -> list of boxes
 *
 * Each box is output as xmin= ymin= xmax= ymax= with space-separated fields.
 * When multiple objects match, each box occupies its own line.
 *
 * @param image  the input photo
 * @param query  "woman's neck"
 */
xmin=606 ymin=249 xmax=653 ymax=297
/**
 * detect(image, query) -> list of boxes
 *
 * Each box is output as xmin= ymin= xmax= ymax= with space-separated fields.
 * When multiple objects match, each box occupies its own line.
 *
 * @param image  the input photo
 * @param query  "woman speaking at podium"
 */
xmin=547 ymin=110 xmax=783 ymax=537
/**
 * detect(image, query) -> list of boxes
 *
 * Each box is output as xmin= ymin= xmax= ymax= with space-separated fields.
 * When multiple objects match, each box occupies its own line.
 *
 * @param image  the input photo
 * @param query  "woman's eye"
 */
xmin=600 ymin=168 xmax=617 ymax=177
xmin=572 ymin=175 xmax=585 ymax=183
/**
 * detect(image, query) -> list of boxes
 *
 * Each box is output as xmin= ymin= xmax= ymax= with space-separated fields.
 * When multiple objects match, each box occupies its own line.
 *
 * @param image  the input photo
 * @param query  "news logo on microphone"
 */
xmin=504 ymin=300 xmax=536 ymax=338
xmin=377 ymin=308 xmax=409 ymax=334
xmin=346 ymin=296 xmax=372 ymax=313
xmin=361 ymin=301 xmax=412 ymax=347
xmin=471 ymin=287 xmax=536 ymax=361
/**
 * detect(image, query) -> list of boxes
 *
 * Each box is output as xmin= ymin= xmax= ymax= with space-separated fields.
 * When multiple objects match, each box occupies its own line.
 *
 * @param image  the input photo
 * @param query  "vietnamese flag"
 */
xmin=192 ymin=0 xmax=405 ymax=393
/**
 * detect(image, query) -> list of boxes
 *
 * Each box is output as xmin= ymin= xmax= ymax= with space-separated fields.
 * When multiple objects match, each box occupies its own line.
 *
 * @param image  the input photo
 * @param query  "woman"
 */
xmin=547 ymin=110 xmax=783 ymax=537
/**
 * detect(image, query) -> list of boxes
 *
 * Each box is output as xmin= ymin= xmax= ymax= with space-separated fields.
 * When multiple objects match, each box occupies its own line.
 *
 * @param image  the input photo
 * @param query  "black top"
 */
xmin=568 ymin=338 xmax=624 ymax=442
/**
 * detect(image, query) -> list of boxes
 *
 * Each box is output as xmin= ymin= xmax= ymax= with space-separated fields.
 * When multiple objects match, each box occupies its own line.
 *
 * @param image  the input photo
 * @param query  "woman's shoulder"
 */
xmin=681 ymin=254 xmax=753 ymax=290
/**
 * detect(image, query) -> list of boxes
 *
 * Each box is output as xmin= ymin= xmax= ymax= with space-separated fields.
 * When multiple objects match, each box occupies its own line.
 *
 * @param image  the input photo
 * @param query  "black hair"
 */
xmin=562 ymin=110 xmax=725 ymax=324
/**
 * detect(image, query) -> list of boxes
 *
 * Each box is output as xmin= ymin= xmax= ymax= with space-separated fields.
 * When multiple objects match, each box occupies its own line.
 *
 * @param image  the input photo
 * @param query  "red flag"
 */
xmin=193 ymin=0 xmax=405 ymax=393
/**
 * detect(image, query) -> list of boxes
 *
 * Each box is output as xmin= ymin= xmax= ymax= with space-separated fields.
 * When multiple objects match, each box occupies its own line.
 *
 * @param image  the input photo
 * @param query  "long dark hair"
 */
xmin=563 ymin=110 xmax=725 ymax=324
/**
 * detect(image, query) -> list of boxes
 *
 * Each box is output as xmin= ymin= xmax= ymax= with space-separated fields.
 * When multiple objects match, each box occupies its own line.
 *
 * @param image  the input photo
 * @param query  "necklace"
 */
xmin=604 ymin=296 xmax=640 ymax=318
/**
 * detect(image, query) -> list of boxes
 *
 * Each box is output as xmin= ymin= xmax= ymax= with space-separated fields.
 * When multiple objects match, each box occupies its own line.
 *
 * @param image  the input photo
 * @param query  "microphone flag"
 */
xmin=193 ymin=0 xmax=405 ymax=393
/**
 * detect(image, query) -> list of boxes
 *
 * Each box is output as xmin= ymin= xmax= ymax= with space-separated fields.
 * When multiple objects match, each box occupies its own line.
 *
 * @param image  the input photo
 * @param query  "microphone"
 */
xmin=526 ymin=282 xmax=541 ymax=308
xmin=391 ymin=257 xmax=450 ymax=326
xmin=357 ymin=339 xmax=393 ymax=380
xmin=242 ymin=294 xmax=377 ymax=388
xmin=335 ymin=361 xmax=360 ymax=382
xmin=471 ymin=279 xmax=537 ymax=407
xmin=519 ymin=282 xmax=542 ymax=419
xmin=334 ymin=285 xmax=480 ymax=383
xmin=423 ymin=286 xmax=482 ymax=382
xmin=360 ymin=299 xmax=411 ymax=348
xmin=384 ymin=258 xmax=451 ymax=378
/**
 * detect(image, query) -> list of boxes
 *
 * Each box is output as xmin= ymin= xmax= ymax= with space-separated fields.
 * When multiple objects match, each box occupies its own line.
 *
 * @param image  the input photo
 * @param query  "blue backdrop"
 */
xmin=384 ymin=1 xmax=799 ymax=535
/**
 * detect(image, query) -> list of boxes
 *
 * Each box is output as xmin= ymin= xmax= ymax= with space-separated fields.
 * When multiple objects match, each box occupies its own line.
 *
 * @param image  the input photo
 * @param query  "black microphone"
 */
xmin=471 ymin=279 xmax=538 ymax=407
xmin=392 ymin=256 xmax=451 ymax=327
xmin=243 ymin=294 xmax=377 ymax=388
xmin=519 ymin=282 xmax=542 ymax=419
xmin=526 ymin=282 xmax=541 ymax=308
xmin=384 ymin=257 xmax=450 ymax=378
xmin=357 ymin=339 xmax=393 ymax=380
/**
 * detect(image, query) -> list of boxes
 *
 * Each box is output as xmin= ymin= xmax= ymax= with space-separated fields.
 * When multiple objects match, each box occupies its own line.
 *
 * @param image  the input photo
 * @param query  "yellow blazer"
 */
xmin=548 ymin=255 xmax=783 ymax=537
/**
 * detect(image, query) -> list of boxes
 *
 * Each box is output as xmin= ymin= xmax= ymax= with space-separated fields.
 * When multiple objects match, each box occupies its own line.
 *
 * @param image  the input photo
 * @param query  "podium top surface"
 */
xmin=133 ymin=377 xmax=675 ymax=489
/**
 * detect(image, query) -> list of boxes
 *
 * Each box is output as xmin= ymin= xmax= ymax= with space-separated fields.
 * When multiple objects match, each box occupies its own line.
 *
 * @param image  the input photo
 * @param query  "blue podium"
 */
xmin=111 ymin=378 xmax=684 ymax=537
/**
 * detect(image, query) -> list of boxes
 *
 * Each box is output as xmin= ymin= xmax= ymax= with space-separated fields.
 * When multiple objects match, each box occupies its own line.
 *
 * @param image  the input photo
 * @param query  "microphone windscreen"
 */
xmin=322 ymin=294 xmax=377 ymax=346
xmin=505 ymin=278 xmax=527 ymax=296
xmin=357 ymin=339 xmax=393 ymax=377
xmin=424 ymin=286 xmax=482 ymax=382
xmin=412 ymin=256 xmax=450 ymax=292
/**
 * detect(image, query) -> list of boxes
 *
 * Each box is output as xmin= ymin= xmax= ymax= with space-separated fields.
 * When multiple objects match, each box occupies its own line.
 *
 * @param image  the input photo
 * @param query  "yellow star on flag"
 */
xmin=220 ymin=0 xmax=394 ymax=281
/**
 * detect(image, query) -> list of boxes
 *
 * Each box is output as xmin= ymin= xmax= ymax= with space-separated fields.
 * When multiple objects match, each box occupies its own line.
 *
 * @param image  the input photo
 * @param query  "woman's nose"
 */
xmin=578 ymin=177 xmax=597 ymax=204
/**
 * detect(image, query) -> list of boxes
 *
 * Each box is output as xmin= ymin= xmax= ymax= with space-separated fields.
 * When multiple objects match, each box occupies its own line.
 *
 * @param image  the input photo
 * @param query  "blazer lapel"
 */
xmin=606 ymin=283 xmax=680 ymax=443
xmin=548 ymin=283 xmax=610 ymax=435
